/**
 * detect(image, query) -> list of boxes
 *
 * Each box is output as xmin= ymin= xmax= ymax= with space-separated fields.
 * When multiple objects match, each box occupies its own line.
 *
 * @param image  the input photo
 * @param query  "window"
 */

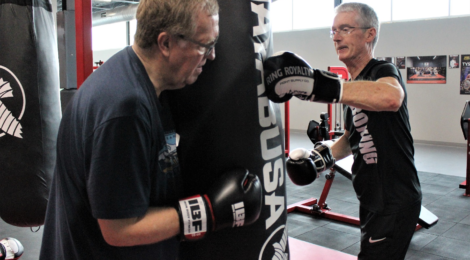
xmin=129 ymin=19 xmax=137 ymax=46
xmin=271 ymin=0 xmax=469 ymax=34
xmin=92 ymin=22 xmax=127 ymax=51
xmin=450 ymin=0 xmax=470 ymax=16
xmin=272 ymin=0 xmax=335 ymax=31
xmin=271 ymin=0 xmax=293 ymax=32
xmin=93 ymin=0 xmax=470 ymax=50
xmin=392 ymin=0 xmax=449 ymax=21
xmin=292 ymin=0 xmax=335 ymax=30
xmin=342 ymin=0 xmax=392 ymax=22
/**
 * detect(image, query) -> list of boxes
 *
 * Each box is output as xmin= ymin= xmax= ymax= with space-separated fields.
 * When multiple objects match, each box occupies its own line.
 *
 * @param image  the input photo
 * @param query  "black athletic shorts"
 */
xmin=358 ymin=202 xmax=421 ymax=260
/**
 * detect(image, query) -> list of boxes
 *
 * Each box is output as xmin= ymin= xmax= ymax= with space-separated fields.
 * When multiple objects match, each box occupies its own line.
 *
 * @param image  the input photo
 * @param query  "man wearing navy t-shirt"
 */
xmin=40 ymin=0 xmax=223 ymax=259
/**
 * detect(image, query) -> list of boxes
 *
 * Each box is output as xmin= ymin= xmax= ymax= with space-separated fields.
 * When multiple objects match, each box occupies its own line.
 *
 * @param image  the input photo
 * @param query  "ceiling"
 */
xmin=60 ymin=0 xmax=279 ymax=27
xmin=91 ymin=0 xmax=139 ymax=14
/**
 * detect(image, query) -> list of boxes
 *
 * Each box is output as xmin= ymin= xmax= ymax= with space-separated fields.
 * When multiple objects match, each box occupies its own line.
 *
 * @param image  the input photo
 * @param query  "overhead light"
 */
xmin=433 ymin=56 xmax=436 ymax=59
xmin=417 ymin=56 xmax=420 ymax=60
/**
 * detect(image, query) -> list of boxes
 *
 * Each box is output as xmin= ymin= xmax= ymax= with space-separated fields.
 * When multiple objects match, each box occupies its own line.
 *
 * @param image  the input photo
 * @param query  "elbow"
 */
xmin=387 ymin=98 xmax=402 ymax=112
xmin=102 ymin=233 xmax=128 ymax=247
xmin=98 ymin=218 xmax=140 ymax=247
xmin=101 ymin=229 xmax=137 ymax=247
xmin=384 ymin=89 xmax=404 ymax=112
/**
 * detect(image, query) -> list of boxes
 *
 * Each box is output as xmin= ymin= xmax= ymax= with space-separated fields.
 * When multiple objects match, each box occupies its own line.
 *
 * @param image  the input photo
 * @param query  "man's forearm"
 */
xmin=98 ymin=207 xmax=180 ymax=247
xmin=331 ymin=132 xmax=352 ymax=161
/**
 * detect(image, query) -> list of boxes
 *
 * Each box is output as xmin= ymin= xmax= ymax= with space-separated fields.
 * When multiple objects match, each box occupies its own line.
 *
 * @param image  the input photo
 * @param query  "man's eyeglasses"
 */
xmin=178 ymin=35 xmax=218 ymax=57
xmin=330 ymin=26 xmax=371 ymax=38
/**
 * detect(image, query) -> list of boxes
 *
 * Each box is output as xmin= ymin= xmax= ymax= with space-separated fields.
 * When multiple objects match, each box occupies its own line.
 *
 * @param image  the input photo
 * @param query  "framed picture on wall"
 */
xmin=449 ymin=55 xmax=459 ymax=69
xmin=460 ymin=55 xmax=470 ymax=94
xmin=406 ymin=55 xmax=447 ymax=84
xmin=376 ymin=57 xmax=394 ymax=64
xmin=395 ymin=57 xmax=405 ymax=69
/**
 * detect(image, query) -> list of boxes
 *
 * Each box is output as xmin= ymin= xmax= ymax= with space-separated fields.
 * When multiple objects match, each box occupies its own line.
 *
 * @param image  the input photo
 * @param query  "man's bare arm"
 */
xmin=98 ymin=207 xmax=180 ymax=247
xmin=341 ymin=77 xmax=404 ymax=112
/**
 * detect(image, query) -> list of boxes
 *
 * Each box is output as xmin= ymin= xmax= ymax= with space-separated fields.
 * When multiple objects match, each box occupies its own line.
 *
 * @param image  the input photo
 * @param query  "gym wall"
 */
xmin=272 ymin=15 xmax=470 ymax=146
xmin=94 ymin=15 xmax=470 ymax=146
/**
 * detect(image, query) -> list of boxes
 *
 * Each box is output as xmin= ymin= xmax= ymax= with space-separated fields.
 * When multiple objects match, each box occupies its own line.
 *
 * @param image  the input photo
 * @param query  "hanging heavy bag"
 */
xmin=0 ymin=0 xmax=61 ymax=227
xmin=168 ymin=0 xmax=289 ymax=259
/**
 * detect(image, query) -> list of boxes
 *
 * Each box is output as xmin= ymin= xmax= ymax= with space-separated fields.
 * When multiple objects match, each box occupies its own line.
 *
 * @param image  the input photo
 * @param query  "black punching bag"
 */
xmin=169 ymin=0 xmax=289 ymax=259
xmin=0 ymin=0 xmax=61 ymax=226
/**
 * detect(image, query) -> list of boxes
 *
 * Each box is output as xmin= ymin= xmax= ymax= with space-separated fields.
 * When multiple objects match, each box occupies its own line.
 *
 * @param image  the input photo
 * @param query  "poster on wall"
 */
xmin=460 ymin=54 xmax=470 ymax=94
xmin=376 ymin=57 xmax=394 ymax=64
xmin=449 ymin=55 xmax=459 ymax=69
xmin=406 ymin=55 xmax=447 ymax=84
xmin=395 ymin=57 xmax=405 ymax=69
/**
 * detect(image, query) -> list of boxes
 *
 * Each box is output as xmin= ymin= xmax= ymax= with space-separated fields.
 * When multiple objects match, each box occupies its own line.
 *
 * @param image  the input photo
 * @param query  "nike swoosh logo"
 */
xmin=369 ymin=237 xmax=386 ymax=243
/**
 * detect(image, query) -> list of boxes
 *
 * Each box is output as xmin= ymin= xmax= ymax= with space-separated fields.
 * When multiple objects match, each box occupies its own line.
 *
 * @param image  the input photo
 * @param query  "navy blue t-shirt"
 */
xmin=344 ymin=59 xmax=421 ymax=214
xmin=40 ymin=46 xmax=182 ymax=259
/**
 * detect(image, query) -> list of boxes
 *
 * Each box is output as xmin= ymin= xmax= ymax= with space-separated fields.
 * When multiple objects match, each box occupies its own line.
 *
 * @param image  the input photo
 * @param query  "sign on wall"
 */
xmin=460 ymin=54 xmax=470 ymax=94
xmin=449 ymin=55 xmax=459 ymax=69
xmin=406 ymin=55 xmax=447 ymax=84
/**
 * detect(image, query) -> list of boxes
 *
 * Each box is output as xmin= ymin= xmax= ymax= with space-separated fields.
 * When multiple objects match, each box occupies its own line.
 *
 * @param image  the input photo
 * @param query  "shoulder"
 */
xmin=372 ymin=60 xmax=397 ymax=74
xmin=370 ymin=61 xmax=400 ymax=81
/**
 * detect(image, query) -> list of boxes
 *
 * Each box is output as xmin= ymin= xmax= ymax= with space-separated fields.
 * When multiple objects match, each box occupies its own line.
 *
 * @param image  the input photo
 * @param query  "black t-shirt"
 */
xmin=40 ymin=46 xmax=182 ymax=259
xmin=344 ymin=59 xmax=422 ymax=214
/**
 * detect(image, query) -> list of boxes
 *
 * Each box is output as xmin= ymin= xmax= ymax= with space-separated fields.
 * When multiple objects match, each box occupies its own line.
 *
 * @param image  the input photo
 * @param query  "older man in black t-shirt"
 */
xmin=329 ymin=3 xmax=422 ymax=260
xmin=262 ymin=2 xmax=422 ymax=260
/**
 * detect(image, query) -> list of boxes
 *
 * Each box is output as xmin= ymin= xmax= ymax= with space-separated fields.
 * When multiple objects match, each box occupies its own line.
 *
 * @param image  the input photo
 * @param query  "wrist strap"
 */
xmin=178 ymin=195 xmax=209 ymax=240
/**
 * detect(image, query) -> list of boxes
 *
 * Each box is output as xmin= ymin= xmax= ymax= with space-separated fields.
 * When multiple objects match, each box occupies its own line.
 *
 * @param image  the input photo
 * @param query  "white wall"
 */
xmin=93 ymin=48 xmax=123 ymax=63
xmin=92 ymin=16 xmax=470 ymax=146
xmin=273 ymin=15 xmax=470 ymax=146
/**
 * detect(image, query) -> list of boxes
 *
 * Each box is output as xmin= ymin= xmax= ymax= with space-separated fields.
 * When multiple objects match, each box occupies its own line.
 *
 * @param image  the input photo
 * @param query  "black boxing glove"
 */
xmin=263 ymin=51 xmax=343 ymax=103
xmin=286 ymin=142 xmax=335 ymax=186
xmin=176 ymin=168 xmax=262 ymax=241
xmin=286 ymin=149 xmax=318 ymax=186
xmin=312 ymin=141 xmax=335 ymax=173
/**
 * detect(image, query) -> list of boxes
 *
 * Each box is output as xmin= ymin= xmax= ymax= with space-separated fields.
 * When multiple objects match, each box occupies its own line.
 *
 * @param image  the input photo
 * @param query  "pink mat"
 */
xmin=289 ymin=237 xmax=356 ymax=260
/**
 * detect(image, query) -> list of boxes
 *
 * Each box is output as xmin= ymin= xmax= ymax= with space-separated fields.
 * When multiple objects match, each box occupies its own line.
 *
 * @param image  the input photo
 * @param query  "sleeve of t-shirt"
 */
xmin=374 ymin=63 xmax=404 ymax=90
xmin=87 ymin=115 xmax=154 ymax=220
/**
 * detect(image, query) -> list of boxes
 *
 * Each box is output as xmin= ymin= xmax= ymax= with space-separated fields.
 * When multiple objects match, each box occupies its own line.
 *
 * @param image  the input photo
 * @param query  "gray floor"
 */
xmin=287 ymin=131 xmax=470 ymax=259
xmin=1 ymin=131 xmax=469 ymax=259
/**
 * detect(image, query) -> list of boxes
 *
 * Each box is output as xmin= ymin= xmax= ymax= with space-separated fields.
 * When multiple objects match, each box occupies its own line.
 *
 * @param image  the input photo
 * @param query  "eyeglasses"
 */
xmin=177 ymin=34 xmax=218 ymax=57
xmin=330 ymin=26 xmax=371 ymax=38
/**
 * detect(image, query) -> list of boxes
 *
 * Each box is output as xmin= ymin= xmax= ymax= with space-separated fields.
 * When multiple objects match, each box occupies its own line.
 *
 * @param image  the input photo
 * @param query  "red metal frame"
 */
xmin=287 ymin=167 xmax=424 ymax=231
xmin=287 ymin=169 xmax=360 ymax=226
xmin=75 ymin=0 xmax=93 ymax=89
xmin=327 ymin=66 xmax=349 ymax=139
xmin=328 ymin=104 xmax=333 ymax=139
xmin=460 ymin=118 xmax=470 ymax=196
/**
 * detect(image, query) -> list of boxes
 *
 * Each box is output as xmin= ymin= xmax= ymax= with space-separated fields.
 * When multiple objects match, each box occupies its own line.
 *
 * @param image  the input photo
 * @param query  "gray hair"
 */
xmin=335 ymin=2 xmax=380 ymax=51
xmin=134 ymin=0 xmax=219 ymax=49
